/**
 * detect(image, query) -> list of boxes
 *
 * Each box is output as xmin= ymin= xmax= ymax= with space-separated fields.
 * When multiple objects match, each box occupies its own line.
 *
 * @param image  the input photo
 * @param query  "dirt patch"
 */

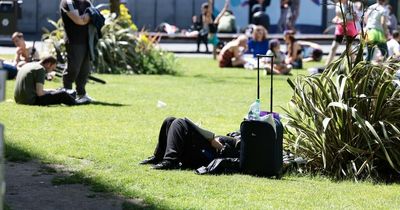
xmin=5 ymin=161 xmax=147 ymax=210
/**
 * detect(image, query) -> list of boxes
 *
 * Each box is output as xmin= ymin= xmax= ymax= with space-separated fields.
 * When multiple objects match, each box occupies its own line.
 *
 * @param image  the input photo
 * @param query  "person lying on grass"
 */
xmin=140 ymin=117 xmax=240 ymax=170
xmin=14 ymin=56 xmax=76 ymax=106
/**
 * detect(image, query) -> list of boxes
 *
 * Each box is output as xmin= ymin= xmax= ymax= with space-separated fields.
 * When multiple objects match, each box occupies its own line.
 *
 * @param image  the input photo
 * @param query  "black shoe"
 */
xmin=139 ymin=156 xmax=160 ymax=165
xmin=152 ymin=160 xmax=180 ymax=170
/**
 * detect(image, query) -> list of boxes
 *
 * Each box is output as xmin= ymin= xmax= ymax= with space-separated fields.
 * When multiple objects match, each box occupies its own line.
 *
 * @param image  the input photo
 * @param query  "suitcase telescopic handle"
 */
xmin=256 ymin=54 xmax=274 ymax=113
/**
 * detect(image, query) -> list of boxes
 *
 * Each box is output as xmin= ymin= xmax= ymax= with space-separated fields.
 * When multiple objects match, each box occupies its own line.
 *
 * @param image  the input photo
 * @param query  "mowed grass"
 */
xmin=1 ymin=56 xmax=399 ymax=209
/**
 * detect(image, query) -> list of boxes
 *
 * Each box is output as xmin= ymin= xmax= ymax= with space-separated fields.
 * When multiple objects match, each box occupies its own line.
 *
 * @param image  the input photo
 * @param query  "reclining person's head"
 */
xmin=40 ymin=56 xmax=57 ymax=73
xmin=11 ymin=32 xmax=26 ymax=48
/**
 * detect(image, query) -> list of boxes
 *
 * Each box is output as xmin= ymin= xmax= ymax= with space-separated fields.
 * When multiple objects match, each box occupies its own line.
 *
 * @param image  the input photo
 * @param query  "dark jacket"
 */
xmin=85 ymin=7 xmax=105 ymax=38
xmin=85 ymin=6 xmax=105 ymax=61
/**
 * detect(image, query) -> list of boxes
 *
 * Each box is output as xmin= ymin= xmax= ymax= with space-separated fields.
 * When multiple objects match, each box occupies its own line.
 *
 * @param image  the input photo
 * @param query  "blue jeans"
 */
xmin=2 ymin=62 xmax=18 ymax=79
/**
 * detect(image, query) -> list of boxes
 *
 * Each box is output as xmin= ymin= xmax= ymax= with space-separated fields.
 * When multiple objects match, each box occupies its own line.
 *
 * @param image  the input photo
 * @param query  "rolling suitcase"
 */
xmin=240 ymin=54 xmax=283 ymax=178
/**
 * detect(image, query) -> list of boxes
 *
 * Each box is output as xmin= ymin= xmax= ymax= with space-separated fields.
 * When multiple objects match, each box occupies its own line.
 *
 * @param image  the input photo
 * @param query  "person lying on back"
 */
xmin=140 ymin=117 xmax=240 ymax=170
xmin=14 ymin=56 xmax=76 ymax=106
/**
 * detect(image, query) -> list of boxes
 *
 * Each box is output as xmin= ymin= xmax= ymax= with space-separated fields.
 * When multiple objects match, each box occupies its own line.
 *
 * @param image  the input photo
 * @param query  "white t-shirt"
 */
xmin=387 ymin=39 xmax=400 ymax=57
xmin=365 ymin=3 xmax=389 ymax=31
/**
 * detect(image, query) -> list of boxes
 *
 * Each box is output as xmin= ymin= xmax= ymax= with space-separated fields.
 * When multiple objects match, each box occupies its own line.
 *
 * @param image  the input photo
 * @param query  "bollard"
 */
xmin=0 ymin=68 xmax=6 ymax=210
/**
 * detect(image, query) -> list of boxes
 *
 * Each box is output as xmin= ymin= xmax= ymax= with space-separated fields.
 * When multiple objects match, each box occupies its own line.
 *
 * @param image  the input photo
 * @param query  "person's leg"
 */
xmin=75 ymin=45 xmax=90 ymax=96
xmin=2 ymin=62 xmax=18 ymax=79
xmin=153 ymin=117 xmax=176 ymax=160
xmin=35 ymin=91 xmax=76 ymax=106
xmin=232 ymin=57 xmax=246 ymax=67
xmin=378 ymin=42 xmax=388 ymax=59
xmin=63 ymin=44 xmax=86 ymax=90
xmin=163 ymin=118 xmax=190 ymax=162
xmin=325 ymin=40 xmax=340 ymax=66
xmin=196 ymin=34 xmax=201 ymax=52
xmin=202 ymin=34 xmax=209 ymax=52
xmin=366 ymin=44 xmax=375 ymax=61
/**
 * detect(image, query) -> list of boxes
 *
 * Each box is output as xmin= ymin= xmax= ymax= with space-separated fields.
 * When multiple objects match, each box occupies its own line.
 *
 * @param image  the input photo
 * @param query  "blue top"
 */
xmin=247 ymin=39 xmax=269 ymax=57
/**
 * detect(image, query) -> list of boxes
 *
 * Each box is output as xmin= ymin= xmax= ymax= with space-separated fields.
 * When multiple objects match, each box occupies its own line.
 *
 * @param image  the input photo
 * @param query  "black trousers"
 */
xmin=63 ymin=44 xmax=90 ymax=96
xmin=197 ymin=33 xmax=209 ymax=52
xmin=367 ymin=42 xmax=388 ymax=61
xmin=34 ymin=90 xmax=76 ymax=106
xmin=153 ymin=117 xmax=215 ymax=169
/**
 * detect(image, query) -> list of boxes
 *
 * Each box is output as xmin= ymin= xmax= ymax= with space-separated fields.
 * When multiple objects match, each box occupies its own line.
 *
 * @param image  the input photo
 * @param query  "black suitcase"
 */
xmin=240 ymin=54 xmax=283 ymax=178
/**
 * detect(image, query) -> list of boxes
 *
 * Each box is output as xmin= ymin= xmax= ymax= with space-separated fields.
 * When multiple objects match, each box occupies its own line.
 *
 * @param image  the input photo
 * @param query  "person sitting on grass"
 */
xmin=218 ymin=35 xmax=248 ymax=68
xmin=0 ymin=32 xmax=40 ymax=80
xmin=283 ymin=30 xmax=303 ymax=69
xmin=247 ymin=25 xmax=269 ymax=58
xmin=12 ymin=32 xmax=40 ymax=68
xmin=14 ymin=56 xmax=76 ymax=106
xmin=265 ymin=39 xmax=292 ymax=75
xmin=140 ymin=117 xmax=240 ymax=170
xmin=387 ymin=30 xmax=400 ymax=59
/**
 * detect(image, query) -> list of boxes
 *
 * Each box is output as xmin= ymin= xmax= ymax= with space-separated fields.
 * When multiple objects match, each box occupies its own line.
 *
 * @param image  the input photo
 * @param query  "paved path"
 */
xmin=5 ymin=161 xmax=147 ymax=210
xmin=1 ymin=41 xmax=347 ymax=57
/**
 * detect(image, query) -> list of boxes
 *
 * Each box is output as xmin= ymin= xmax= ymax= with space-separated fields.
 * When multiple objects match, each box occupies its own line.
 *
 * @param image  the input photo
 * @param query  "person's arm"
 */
xmin=393 ymin=42 xmax=400 ymax=57
xmin=61 ymin=6 xmax=90 ymax=25
xmin=381 ymin=13 xmax=389 ymax=39
xmin=35 ymin=83 xmax=46 ymax=97
xmin=207 ymin=0 xmax=213 ymax=19
xmin=297 ymin=41 xmax=321 ymax=49
xmin=364 ymin=7 xmax=371 ymax=28
xmin=233 ymin=46 xmax=241 ymax=59
xmin=210 ymin=137 xmax=223 ymax=150
xmin=214 ymin=0 xmax=229 ymax=25
xmin=14 ymin=47 xmax=22 ymax=64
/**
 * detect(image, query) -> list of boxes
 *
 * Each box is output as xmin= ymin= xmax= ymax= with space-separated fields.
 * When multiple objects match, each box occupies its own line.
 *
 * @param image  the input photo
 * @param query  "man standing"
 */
xmin=288 ymin=0 xmax=300 ymax=31
xmin=365 ymin=0 xmax=389 ymax=61
xmin=14 ymin=56 xmax=76 ymax=106
xmin=60 ymin=0 xmax=93 ymax=103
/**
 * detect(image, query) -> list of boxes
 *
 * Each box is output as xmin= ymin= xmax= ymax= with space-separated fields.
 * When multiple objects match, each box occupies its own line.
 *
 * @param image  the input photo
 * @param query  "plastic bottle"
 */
xmin=248 ymin=99 xmax=260 ymax=120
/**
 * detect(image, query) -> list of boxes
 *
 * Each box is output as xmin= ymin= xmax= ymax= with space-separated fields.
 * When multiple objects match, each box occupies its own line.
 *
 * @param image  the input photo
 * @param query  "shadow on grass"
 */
xmin=5 ymin=142 xmax=33 ymax=162
xmin=88 ymin=101 xmax=128 ymax=107
xmin=4 ymin=142 xmax=172 ymax=210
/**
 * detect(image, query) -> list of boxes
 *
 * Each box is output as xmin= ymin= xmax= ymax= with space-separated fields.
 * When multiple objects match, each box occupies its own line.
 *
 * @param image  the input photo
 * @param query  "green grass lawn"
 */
xmin=1 ymin=57 xmax=399 ymax=209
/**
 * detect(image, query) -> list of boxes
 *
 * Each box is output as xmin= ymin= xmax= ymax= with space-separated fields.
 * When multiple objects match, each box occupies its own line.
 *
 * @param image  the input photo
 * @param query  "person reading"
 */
xmin=14 ymin=56 xmax=76 ymax=106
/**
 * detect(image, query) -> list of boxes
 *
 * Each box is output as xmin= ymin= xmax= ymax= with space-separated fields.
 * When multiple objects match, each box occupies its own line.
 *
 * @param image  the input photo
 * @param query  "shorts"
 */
xmin=335 ymin=21 xmax=358 ymax=37
xmin=366 ymin=28 xmax=386 ymax=44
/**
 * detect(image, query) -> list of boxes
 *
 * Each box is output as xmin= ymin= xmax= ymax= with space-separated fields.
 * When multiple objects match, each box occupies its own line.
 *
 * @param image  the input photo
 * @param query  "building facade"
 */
xmin=7 ymin=0 xmax=400 ymax=36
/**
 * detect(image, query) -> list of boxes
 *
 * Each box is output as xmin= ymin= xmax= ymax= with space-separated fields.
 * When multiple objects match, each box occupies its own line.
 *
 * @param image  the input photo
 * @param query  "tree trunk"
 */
xmin=110 ymin=0 xmax=120 ymax=16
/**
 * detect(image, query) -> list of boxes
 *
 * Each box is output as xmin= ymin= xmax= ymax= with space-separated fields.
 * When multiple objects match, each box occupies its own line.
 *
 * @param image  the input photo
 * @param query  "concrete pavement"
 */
xmin=1 ymin=41 xmax=347 ymax=58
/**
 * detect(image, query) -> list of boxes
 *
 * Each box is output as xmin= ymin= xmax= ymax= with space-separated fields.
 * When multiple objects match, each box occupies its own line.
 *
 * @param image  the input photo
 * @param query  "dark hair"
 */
xmin=269 ymin=39 xmax=280 ymax=50
xmin=312 ymin=49 xmax=323 ymax=61
xmin=284 ymin=30 xmax=296 ymax=58
xmin=40 ymin=55 xmax=57 ymax=65
xmin=393 ymin=30 xmax=400 ymax=39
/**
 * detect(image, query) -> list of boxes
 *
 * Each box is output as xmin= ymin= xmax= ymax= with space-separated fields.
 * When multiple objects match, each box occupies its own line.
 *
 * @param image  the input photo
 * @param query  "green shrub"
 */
xmin=284 ymin=50 xmax=400 ymax=181
xmin=42 ymin=5 xmax=177 ymax=75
